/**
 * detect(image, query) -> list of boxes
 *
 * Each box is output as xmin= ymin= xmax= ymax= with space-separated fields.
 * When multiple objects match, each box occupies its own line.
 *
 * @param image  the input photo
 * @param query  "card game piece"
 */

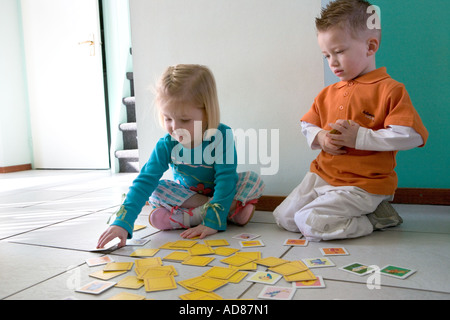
xmin=246 ymin=271 xmax=281 ymax=285
xmin=255 ymin=257 xmax=289 ymax=267
xmin=89 ymin=269 xmax=127 ymax=280
xmin=133 ymin=224 xmax=146 ymax=231
xmin=179 ymin=290 xmax=223 ymax=300
xmin=144 ymin=275 xmax=177 ymax=292
xmin=340 ymin=262 xmax=376 ymax=276
xmin=103 ymin=262 xmax=134 ymax=272
xmin=284 ymin=269 xmax=317 ymax=282
xmin=320 ymin=247 xmax=349 ymax=256
xmin=239 ymin=240 xmax=265 ymax=248
xmin=90 ymin=238 xmax=120 ymax=252
xmin=227 ymin=270 xmax=248 ymax=284
xmin=187 ymin=244 xmax=215 ymax=256
xmin=137 ymin=267 xmax=172 ymax=280
xmin=178 ymin=276 xmax=205 ymax=291
xmin=233 ymin=233 xmax=260 ymax=240
xmin=232 ymin=262 xmax=258 ymax=271
xmin=76 ymin=280 xmax=116 ymax=295
xmin=85 ymin=255 xmax=113 ymax=267
xmin=269 ymin=261 xmax=309 ymax=276
xmin=292 ymin=276 xmax=326 ymax=289
xmin=204 ymin=239 xmax=230 ymax=247
xmin=380 ymin=265 xmax=417 ymax=279
xmin=257 ymin=286 xmax=296 ymax=300
xmin=213 ymin=247 xmax=240 ymax=256
xmin=163 ymin=251 xmax=191 ymax=262
xmin=108 ymin=292 xmax=146 ymax=300
xmin=115 ymin=276 xmax=144 ymax=289
xmin=126 ymin=238 xmax=151 ymax=246
xmin=235 ymin=251 xmax=262 ymax=260
xmin=170 ymin=240 xmax=198 ymax=249
xmin=283 ymin=239 xmax=309 ymax=247
xmin=188 ymin=277 xmax=228 ymax=292
xmin=130 ymin=248 xmax=160 ymax=257
xmin=202 ymin=266 xmax=239 ymax=280
xmin=302 ymin=257 xmax=336 ymax=268
xmin=182 ymin=256 xmax=215 ymax=267
xmin=220 ymin=254 xmax=255 ymax=267
xmin=134 ymin=257 xmax=162 ymax=269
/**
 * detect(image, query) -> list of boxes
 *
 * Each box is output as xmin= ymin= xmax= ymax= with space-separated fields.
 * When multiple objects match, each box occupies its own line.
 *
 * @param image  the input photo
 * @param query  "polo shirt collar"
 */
xmin=334 ymin=67 xmax=391 ymax=88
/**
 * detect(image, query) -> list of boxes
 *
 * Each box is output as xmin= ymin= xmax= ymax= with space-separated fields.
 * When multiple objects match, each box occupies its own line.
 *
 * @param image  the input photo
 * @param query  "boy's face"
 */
xmin=318 ymin=26 xmax=376 ymax=81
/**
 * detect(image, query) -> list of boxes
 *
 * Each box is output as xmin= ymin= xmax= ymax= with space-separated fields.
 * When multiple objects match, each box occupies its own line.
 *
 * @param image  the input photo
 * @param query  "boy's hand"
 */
xmin=316 ymin=130 xmax=347 ymax=155
xmin=328 ymin=120 xmax=360 ymax=149
xmin=180 ymin=224 xmax=218 ymax=239
xmin=97 ymin=225 xmax=128 ymax=249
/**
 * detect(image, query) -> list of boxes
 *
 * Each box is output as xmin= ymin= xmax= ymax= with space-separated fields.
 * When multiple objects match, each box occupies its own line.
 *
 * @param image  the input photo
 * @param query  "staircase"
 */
xmin=115 ymin=71 xmax=139 ymax=172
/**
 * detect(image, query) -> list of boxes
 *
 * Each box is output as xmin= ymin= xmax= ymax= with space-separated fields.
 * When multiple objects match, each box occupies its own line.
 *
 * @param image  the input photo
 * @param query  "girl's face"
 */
xmin=318 ymin=26 xmax=376 ymax=81
xmin=160 ymin=101 xmax=207 ymax=148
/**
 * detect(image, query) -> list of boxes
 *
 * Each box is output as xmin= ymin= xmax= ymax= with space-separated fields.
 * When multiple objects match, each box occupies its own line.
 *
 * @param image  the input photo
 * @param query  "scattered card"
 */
xmin=269 ymin=261 xmax=308 ymax=276
xmin=103 ymin=262 xmax=134 ymax=272
xmin=188 ymin=277 xmax=228 ymax=292
xmin=76 ymin=280 xmax=116 ymax=295
xmin=320 ymin=247 xmax=349 ymax=256
xmin=284 ymin=269 xmax=317 ymax=282
xmin=246 ymin=271 xmax=281 ymax=285
xmin=144 ymin=275 xmax=177 ymax=292
xmin=202 ymin=266 xmax=238 ymax=280
xmin=220 ymin=255 xmax=255 ymax=267
xmin=283 ymin=239 xmax=309 ymax=247
xmin=239 ymin=240 xmax=265 ymax=248
xmin=126 ymin=238 xmax=150 ymax=246
xmin=292 ymin=276 xmax=326 ymax=289
xmin=257 ymin=286 xmax=295 ymax=300
xmin=130 ymin=248 xmax=160 ymax=257
xmin=90 ymin=238 xmax=120 ymax=252
xmin=302 ymin=257 xmax=336 ymax=268
xmin=179 ymin=290 xmax=223 ymax=300
xmin=255 ymin=256 xmax=289 ymax=267
xmin=85 ymin=255 xmax=113 ymax=267
xmin=115 ymin=276 xmax=144 ymax=289
xmin=203 ymin=239 xmax=229 ymax=247
xmin=182 ymin=256 xmax=215 ymax=267
xmin=108 ymin=292 xmax=146 ymax=300
xmin=340 ymin=262 xmax=376 ymax=276
xmin=213 ymin=247 xmax=240 ymax=256
xmin=380 ymin=265 xmax=416 ymax=279
xmin=89 ymin=270 xmax=127 ymax=280
xmin=233 ymin=233 xmax=260 ymax=240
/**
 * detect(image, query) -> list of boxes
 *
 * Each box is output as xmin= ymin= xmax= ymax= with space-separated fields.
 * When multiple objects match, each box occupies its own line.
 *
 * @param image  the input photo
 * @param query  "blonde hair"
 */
xmin=155 ymin=64 xmax=220 ymax=133
xmin=316 ymin=0 xmax=381 ymax=41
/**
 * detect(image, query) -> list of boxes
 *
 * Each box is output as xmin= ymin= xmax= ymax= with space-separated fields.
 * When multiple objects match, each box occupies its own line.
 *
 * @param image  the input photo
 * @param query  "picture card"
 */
xmin=239 ymin=240 xmax=265 ymax=248
xmin=320 ymin=247 xmax=349 ymax=256
xmin=292 ymin=276 xmax=326 ymax=289
xmin=283 ymin=239 xmax=309 ymax=247
xmin=246 ymin=271 xmax=281 ymax=285
xmin=302 ymin=257 xmax=336 ymax=268
xmin=76 ymin=280 xmax=116 ymax=295
xmin=340 ymin=262 xmax=376 ymax=276
xmin=380 ymin=265 xmax=417 ymax=279
xmin=233 ymin=233 xmax=260 ymax=240
xmin=257 ymin=286 xmax=296 ymax=300
xmin=85 ymin=255 xmax=113 ymax=267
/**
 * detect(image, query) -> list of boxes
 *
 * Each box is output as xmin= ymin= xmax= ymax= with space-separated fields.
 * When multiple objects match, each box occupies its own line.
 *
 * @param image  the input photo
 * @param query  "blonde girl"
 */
xmin=97 ymin=64 xmax=264 ymax=247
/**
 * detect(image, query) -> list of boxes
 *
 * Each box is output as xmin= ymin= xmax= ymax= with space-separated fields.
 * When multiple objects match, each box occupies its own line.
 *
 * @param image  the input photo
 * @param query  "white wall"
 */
xmin=129 ymin=0 xmax=324 ymax=195
xmin=0 ymin=0 xmax=32 ymax=168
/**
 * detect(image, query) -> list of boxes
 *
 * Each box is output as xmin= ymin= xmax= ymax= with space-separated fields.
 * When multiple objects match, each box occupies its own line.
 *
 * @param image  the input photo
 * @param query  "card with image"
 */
xmin=239 ymin=240 xmax=265 ymax=248
xmin=340 ymin=262 xmax=376 ymax=276
xmin=302 ymin=257 xmax=335 ymax=268
xmin=233 ymin=233 xmax=260 ymax=240
xmin=76 ymin=280 xmax=116 ymax=295
xmin=320 ymin=247 xmax=349 ymax=256
xmin=246 ymin=271 xmax=281 ymax=285
xmin=380 ymin=265 xmax=416 ymax=279
xmin=85 ymin=255 xmax=113 ymax=267
xmin=257 ymin=286 xmax=296 ymax=300
xmin=283 ymin=239 xmax=308 ymax=247
xmin=292 ymin=276 xmax=326 ymax=289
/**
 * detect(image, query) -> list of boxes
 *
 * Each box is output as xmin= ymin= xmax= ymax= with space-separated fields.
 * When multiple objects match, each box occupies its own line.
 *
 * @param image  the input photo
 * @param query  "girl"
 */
xmin=97 ymin=64 xmax=264 ymax=248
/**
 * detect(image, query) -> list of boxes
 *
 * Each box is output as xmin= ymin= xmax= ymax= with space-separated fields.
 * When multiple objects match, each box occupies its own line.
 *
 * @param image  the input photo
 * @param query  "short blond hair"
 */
xmin=316 ymin=0 xmax=381 ymax=41
xmin=155 ymin=64 xmax=220 ymax=132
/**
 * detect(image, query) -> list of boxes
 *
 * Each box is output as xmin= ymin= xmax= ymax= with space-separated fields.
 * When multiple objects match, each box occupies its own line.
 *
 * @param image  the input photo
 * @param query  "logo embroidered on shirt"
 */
xmin=362 ymin=110 xmax=375 ymax=122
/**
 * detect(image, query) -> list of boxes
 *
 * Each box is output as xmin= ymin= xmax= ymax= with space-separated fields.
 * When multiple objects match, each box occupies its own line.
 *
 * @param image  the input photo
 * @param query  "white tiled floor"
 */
xmin=0 ymin=170 xmax=449 ymax=300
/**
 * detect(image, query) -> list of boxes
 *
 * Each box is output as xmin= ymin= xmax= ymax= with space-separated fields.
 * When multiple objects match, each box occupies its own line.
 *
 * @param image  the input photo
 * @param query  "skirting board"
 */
xmin=255 ymin=188 xmax=450 ymax=212
xmin=0 ymin=164 xmax=32 ymax=174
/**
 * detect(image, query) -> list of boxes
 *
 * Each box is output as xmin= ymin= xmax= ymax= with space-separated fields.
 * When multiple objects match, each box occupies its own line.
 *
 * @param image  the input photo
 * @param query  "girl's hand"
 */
xmin=97 ymin=225 xmax=128 ymax=249
xmin=180 ymin=224 xmax=218 ymax=239
xmin=328 ymin=120 xmax=360 ymax=149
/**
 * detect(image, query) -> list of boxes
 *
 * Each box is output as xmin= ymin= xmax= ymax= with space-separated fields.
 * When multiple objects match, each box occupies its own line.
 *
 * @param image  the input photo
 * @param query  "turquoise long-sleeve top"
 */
xmin=111 ymin=123 xmax=238 ymax=238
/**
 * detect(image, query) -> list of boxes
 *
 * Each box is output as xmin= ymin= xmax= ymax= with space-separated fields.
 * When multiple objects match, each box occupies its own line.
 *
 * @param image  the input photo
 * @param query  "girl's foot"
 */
xmin=228 ymin=201 xmax=257 ymax=226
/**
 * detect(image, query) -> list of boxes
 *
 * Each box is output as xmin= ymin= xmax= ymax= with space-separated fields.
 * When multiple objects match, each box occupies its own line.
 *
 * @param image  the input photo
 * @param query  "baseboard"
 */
xmin=0 ymin=164 xmax=32 ymax=174
xmin=255 ymin=188 xmax=450 ymax=212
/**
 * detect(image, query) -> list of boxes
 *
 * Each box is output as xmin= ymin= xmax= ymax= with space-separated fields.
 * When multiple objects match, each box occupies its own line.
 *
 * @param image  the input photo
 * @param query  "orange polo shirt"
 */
xmin=301 ymin=67 xmax=428 ymax=195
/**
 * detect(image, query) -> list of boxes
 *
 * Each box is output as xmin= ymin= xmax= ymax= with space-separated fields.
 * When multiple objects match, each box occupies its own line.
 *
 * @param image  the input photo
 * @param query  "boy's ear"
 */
xmin=367 ymin=37 xmax=379 ymax=56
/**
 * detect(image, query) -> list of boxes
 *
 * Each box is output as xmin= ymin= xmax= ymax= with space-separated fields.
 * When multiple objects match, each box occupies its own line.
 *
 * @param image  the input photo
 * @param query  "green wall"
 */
xmin=374 ymin=0 xmax=449 ymax=188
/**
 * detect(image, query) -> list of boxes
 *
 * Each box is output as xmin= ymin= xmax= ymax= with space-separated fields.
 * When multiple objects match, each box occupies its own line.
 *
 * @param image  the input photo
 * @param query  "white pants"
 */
xmin=273 ymin=172 xmax=391 ymax=241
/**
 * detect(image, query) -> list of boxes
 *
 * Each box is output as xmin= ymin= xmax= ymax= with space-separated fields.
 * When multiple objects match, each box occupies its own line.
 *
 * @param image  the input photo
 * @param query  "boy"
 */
xmin=274 ymin=0 xmax=428 ymax=241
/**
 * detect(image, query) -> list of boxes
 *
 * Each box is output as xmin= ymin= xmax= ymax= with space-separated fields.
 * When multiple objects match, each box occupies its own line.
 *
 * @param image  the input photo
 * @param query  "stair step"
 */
xmin=115 ymin=149 xmax=139 ymax=159
xmin=119 ymin=122 xmax=137 ymax=132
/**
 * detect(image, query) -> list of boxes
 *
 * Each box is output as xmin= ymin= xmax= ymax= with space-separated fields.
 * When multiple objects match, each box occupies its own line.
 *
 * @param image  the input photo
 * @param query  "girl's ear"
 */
xmin=367 ymin=37 xmax=379 ymax=56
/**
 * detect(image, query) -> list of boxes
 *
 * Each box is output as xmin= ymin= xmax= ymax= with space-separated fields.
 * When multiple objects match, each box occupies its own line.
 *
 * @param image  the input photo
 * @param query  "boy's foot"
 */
xmin=228 ymin=201 xmax=256 ymax=226
xmin=367 ymin=201 xmax=403 ymax=230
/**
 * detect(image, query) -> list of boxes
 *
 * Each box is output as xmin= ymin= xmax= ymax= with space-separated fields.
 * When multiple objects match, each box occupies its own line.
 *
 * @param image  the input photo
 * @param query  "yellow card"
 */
xmin=108 ymin=292 xmax=146 ymax=300
xmin=269 ymin=261 xmax=308 ymax=276
xmin=255 ymin=257 xmax=289 ymax=267
xmin=115 ymin=276 xmax=144 ymax=289
xmin=284 ymin=269 xmax=317 ymax=282
xmin=203 ymin=239 xmax=229 ymax=247
xmin=239 ymin=240 xmax=264 ymax=248
xmin=231 ymin=262 xmax=257 ymax=271
xmin=227 ymin=271 xmax=248 ymax=283
xmin=188 ymin=244 xmax=215 ymax=256
xmin=89 ymin=270 xmax=127 ymax=280
xmin=159 ymin=242 xmax=176 ymax=250
xmin=220 ymin=255 xmax=255 ymax=267
xmin=188 ymin=277 xmax=228 ymax=292
xmin=134 ymin=257 xmax=162 ymax=269
xmin=182 ymin=256 xmax=215 ymax=267
xmin=163 ymin=251 xmax=190 ymax=262
xmin=170 ymin=240 xmax=198 ymax=249
xmin=137 ymin=267 xmax=172 ymax=280
xmin=213 ymin=247 xmax=240 ymax=256
xmin=103 ymin=262 xmax=134 ymax=272
xmin=202 ymin=266 xmax=238 ymax=280
xmin=178 ymin=276 xmax=205 ymax=291
xmin=130 ymin=248 xmax=160 ymax=257
xmin=144 ymin=275 xmax=177 ymax=292
xmin=179 ymin=290 xmax=223 ymax=300
xmin=235 ymin=251 xmax=262 ymax=260
xmin=133 ymin=225 xmax=146 ymax=231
